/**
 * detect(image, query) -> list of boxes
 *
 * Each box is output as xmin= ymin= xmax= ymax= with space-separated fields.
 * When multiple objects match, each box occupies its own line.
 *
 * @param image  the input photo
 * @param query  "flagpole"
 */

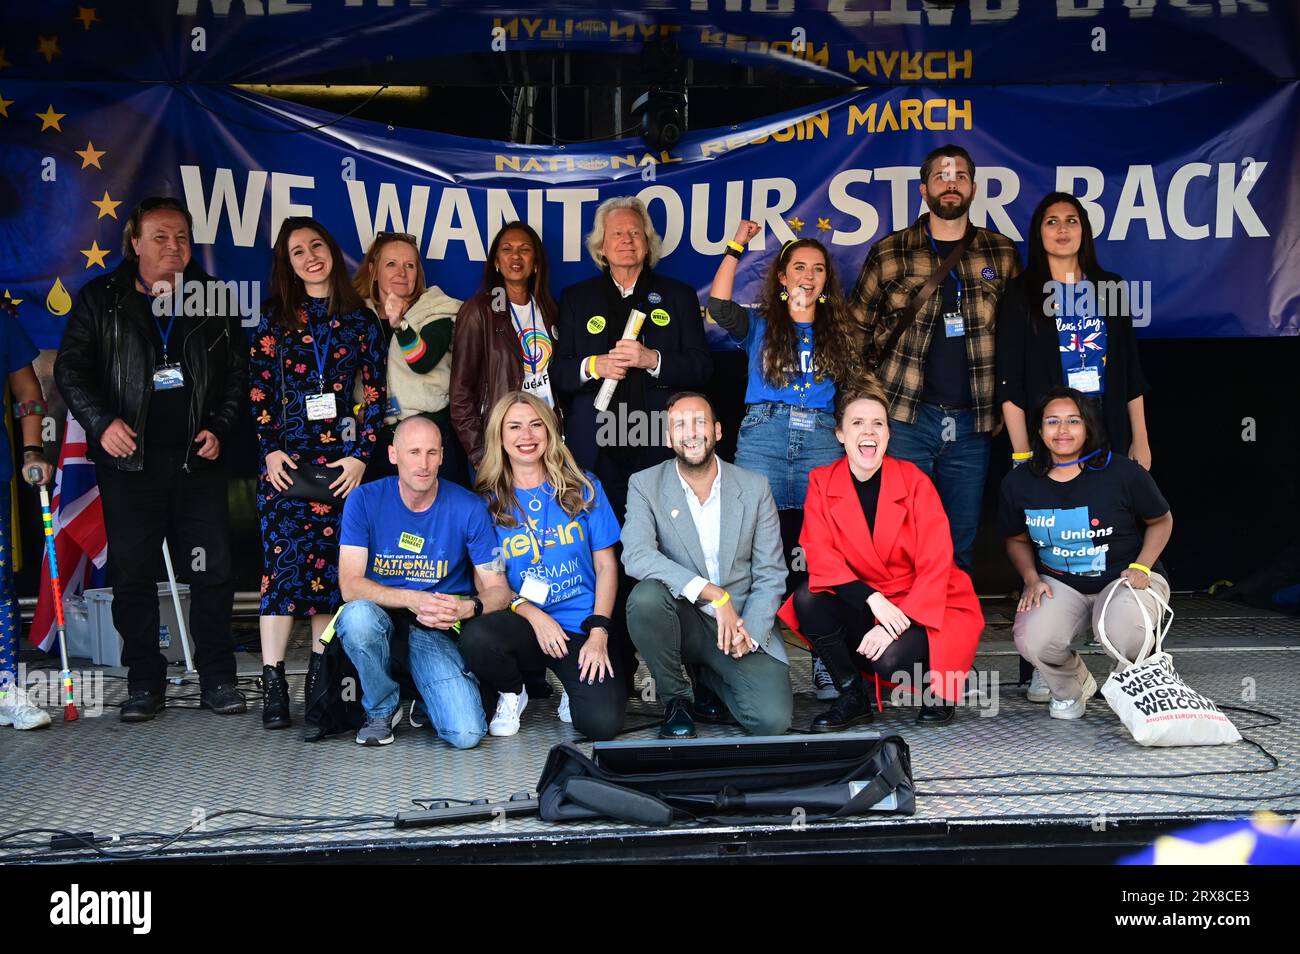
xmin=160 ymin=539 xmax=196 ymax=675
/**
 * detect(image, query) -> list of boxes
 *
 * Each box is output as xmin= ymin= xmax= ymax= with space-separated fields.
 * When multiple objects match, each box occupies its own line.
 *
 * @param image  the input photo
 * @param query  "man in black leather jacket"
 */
xmin=54 ymin=197 xmax=248 ymax=722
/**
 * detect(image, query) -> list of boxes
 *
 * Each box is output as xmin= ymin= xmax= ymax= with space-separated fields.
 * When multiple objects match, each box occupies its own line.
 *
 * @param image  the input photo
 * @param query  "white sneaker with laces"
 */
xmin=1049 ymin=672 xmax=1097 ymax=721
xmin=489 ymin=688 xmax=528 ymax=737
xmin=812 ymin=657 xmax=840 ymax=700
xmin=558 ymin=690 xmax=572 ymax=724
xmin=0 ymin=687 xmax=52 ymax=730
xmin=1026 ymin=668 xmax=1051 ymax=703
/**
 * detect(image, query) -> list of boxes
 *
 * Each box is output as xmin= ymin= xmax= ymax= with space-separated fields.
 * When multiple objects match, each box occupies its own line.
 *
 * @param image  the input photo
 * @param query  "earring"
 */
xmin=779 ymin=289 xmax=789 ymax=302
xmin=817 ymin=293 xmax=827 ymax=304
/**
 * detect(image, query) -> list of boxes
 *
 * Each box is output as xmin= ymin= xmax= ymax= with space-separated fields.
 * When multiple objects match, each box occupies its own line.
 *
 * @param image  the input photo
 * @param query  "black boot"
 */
xmin=810 ymin=675 xmax=874 ymax=733
xmin=262 ymin=662 xmax=291 ymax=730
xmin=303 ymin=652 xmax=323 ymax=707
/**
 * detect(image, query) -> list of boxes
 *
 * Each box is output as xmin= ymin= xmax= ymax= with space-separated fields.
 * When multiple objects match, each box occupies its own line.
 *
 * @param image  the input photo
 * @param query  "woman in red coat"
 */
xmin=778 ymin=382 xmax=983 ymax=729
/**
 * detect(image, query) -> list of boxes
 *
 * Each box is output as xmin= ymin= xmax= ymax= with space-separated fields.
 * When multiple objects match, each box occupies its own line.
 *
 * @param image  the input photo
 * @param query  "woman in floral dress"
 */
xmin=249 ymin=216 xmax=387 ymax=729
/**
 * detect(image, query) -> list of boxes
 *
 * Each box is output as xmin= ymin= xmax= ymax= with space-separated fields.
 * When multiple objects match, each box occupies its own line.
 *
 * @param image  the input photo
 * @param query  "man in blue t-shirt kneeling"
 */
xmin=338 ymin=416 xmax=511 ymax=747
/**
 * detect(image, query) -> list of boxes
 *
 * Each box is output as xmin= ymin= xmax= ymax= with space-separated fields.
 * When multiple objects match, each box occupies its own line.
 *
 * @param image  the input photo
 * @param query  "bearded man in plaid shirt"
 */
xmin=849 ymin=145 xmax=1021 ymax=571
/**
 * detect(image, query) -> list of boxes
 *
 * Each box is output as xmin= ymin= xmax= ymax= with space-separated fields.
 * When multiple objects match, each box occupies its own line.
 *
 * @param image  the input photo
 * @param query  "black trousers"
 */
xmin=96 ymin=450 xmax=236 ymax=693
xmin=458 ymin=610 xmax=626 ymax=741
xmin=791 ymin=582 xmax=930 ymax=690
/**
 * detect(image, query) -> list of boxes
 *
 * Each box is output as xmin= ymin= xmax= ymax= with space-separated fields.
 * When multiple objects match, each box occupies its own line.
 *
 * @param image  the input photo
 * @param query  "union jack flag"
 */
xmin=1060 ymin=331 xmax=1104 ymax=353
xmin=28 ymin=414 xmax=107 ymax=653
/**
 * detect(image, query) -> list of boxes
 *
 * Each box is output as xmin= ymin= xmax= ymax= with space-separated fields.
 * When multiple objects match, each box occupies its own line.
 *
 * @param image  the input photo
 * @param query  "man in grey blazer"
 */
xmin=622 ymin=392 xmax=793 ymax=739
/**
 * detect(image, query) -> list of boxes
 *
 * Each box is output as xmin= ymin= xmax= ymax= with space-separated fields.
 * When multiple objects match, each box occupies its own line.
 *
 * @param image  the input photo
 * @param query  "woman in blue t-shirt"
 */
xmin=707 ymin=221 xmax=863 ymax=510
xmin=999 ymin=387 xmax=1173 ymax=721
xmin=457 ymin=391 xmax=626 ymax=741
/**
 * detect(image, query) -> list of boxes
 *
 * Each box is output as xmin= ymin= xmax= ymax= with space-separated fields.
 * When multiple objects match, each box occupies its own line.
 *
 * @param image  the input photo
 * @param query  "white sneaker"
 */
xmin=812 ymin=657 xmax=840 ymax=700
xmin=0 ymin=688 xmax=53 ymax=730
xmin=1026 ymin=669 xmax=1051 ymax=703
xmin=489 ymin=688 xmax=528 ymax=737
xmin=558 ymin=690 xmax=572 ymax=724
xmin=1049 ymin=672 xmax=1098 ymax=720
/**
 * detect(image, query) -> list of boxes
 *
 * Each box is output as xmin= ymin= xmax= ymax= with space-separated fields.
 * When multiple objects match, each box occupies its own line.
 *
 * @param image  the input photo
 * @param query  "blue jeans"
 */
xmin=335 ymin=599 xmax=486 ymax=749
xmin=887 ymin=403 xmax=990 ymax=572
xmin=735 ymin=402 xmax=843 ymax=510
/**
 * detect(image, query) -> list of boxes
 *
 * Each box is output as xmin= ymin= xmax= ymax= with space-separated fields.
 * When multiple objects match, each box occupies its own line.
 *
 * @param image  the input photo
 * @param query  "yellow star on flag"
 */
xmin=816 ymin=217 xmax=832 ymax=233
xmin=787 ymin=216 xmax=805 ymax=233
xmin=0 ymin=94 xmax=13 ymax=118
xmin=80 ymin=240 xmax=110 ymax=269
xmin=75 ymin=7 xmax=101 ymax=31
xmin=75 ymin=141 xmax=106 ymax=168
xmin=92 ymin=190 xmax=121 ymax=219
xmin=36 ymin=36 xmax=62 ymax=65
xmin=1152 ymin=830 xmax=1256 ymax=865
xmin=2 ymin=290 xmax=22 ymax=307
xmin=36 ymin=104 xmax=65 ymax=132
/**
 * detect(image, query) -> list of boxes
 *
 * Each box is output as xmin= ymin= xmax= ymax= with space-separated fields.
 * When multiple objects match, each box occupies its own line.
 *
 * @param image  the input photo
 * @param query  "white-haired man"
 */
xmin=553 ymin=196 xmax=711 ymax=520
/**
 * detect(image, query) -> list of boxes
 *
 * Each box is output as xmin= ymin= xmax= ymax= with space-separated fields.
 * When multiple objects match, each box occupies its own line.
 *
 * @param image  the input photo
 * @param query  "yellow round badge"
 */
xmin=587 ymin=315 xmax=606 ymax=334
xmin=650 ymin=308 xmax=671 ymax=327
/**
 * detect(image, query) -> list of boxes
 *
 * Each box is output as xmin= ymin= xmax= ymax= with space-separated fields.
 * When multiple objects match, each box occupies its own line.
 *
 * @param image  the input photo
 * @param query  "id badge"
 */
xmin=942 ymin=311 xmax=965 ymax=338
xmin=789 ymin=408 xmax=817 ymax=432
xmin=520 ymin=575 xmax=550 ymax=606
xmin=1068 ymin=367 xmax=1101 ymax=394
xmin=305 ymin=392 xmax=337 ymax=421
xmin=152 ymin=365 xmax=185 ymax=391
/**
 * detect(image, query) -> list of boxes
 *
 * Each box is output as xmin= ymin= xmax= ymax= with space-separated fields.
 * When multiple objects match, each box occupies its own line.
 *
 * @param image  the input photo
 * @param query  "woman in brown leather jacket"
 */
xmin=450 ymin=221 xmax=560 ymax=470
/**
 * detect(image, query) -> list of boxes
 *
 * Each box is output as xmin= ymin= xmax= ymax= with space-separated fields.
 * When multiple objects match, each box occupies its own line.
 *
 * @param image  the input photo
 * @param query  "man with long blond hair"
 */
xmin=460 ymin=392 xmax=626 ymax=739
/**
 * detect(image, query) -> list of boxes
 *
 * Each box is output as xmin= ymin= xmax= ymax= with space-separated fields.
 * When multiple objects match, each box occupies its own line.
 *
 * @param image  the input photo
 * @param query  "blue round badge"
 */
xmin=647 ymin=292 xmax=663 ymax=305
xmin=981 ymin=267 xmax=996 ymax=281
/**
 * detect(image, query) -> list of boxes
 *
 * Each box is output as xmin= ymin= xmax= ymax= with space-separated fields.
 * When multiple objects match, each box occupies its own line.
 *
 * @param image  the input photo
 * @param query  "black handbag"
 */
xmin=283 ymin=461 xmax=341 ymax=504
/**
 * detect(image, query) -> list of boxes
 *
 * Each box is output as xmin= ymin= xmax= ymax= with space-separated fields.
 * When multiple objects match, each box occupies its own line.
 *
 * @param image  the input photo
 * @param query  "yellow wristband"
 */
xmin=726 ymin=240 xmax=745 ymax=254
xmin=1128 ymin=563 xmax=1151 ymax=575
xmin=587 ymin=355 xmax=601 ymax=380
xmin=1011 ymin=451 xmax=1032 ymax=461
xmin=510 ymin=596 xmax=530 ymax=613
xmin=710 ymin=591 xmax=731 ymax=609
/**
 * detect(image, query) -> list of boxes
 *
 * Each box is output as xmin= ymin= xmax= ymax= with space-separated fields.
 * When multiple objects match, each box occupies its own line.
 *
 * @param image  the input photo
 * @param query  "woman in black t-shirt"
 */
xmin=998 ymin=387 xmax=1173 ymax=721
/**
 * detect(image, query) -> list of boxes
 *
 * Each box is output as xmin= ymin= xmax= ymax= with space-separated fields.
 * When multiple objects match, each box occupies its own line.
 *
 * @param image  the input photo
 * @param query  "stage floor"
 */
xmin=2 ymin=594 xmax=1298 ymax=864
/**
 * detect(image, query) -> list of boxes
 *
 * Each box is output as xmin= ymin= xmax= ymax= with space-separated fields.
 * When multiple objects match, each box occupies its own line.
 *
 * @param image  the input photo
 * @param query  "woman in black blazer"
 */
xmin=996 ymin=192 xmax=1151 ymax=469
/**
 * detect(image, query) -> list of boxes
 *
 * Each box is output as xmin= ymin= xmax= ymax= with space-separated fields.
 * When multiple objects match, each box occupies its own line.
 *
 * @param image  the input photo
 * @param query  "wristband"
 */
xmin=725 ymin=241 xmax=744 ymax=259
xmin=13 ymin=399 xmax=46 ymax=420
xmin=1011 ymin=451 xmax=1032 ymax=461
xmin=22 ymin=445 xmax=44 ymax=455
xmin=586 ymin=355 xmax=601 ymax=380
xmin=1128 ymin=562 xmax=1151 ymax=575
xmin=710 ymin=590 xmax=731 ymax=609
xmin=581 ymin=614 xmax=613 ymax=636
xmin=510 ymin=596 xmax=530 ymax=613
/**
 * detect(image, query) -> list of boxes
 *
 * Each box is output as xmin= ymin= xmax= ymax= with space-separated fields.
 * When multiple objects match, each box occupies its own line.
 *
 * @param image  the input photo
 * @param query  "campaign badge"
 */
xmin=587 ymin=315 xmax=606 ymax=334
xmin=650 ymin=308 xmax=671 ymax=327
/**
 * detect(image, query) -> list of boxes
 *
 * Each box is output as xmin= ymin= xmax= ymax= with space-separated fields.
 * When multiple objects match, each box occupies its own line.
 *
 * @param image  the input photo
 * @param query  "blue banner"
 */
xmin=2 ymin=79 xmax=1296 ymax=348
xmin=2 ymin=0 xmax=1297 ymax=85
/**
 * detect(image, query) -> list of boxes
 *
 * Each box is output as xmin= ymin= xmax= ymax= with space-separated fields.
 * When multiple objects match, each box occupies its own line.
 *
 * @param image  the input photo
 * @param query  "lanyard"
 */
xmin=509 ymin=299 xmax=543 ymax=373
xmin=926 ymin=232 xmax=963 ymax=312
xmin=307 ymin=311 xmax=335 ymax=393
xmin=137 ymin=271 xmax=179 ymax=364
xmin=792 ymin=324 xmax=814 ymax=408
xmin=1053 ymin=448 xmax=1111 ymax=469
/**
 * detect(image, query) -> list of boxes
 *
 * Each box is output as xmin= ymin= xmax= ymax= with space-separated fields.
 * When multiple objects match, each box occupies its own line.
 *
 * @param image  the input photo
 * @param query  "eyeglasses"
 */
xmin=1043 ymin=417 xmax=1084 ymax=428
xmin=374 ymin=231 xmax=418 ymax=245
